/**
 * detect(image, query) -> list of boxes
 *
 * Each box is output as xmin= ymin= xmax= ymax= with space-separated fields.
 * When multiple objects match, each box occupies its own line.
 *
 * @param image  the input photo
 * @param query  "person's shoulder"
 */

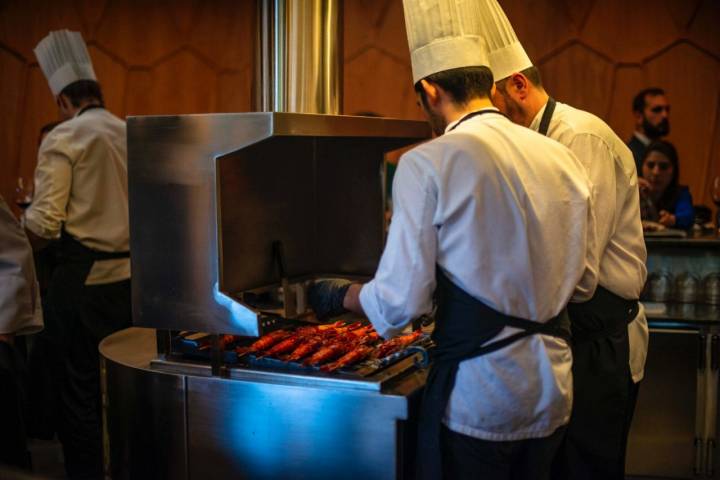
xmin=678 ymin=185 xmax=692 ymax=197
xmin=556 ymin=102 xmax=636 ymax=168
xmin=39 ymin=119 xmax=77 ymax=154
xmin=554 ymin=102 xmax=613 ymax=138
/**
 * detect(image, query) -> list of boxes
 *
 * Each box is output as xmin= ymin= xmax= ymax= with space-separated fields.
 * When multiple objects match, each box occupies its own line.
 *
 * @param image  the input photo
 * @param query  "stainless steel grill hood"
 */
xmin=127 ymin=1 xmax=430 ymax=336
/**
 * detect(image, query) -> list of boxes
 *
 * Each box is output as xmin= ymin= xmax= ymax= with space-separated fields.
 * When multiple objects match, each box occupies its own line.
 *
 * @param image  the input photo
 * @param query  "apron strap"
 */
xmin=417 ymin=268 xmax=570 ymax=480
xmin=448 ymin=109 xmax=506 ymax=132
xmin=538 ymin=97 xmax=557 ymax=136
xmin=56 ymin=230 xmax=129 ymax=264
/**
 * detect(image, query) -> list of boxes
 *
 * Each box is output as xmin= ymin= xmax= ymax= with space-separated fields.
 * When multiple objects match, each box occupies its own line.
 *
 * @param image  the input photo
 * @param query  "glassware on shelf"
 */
xmin=645 ymin=271 xmax=674 ymax=302
xmin=674 ymin=272 xmax=700 ymax=303
xmin=703 ymin=273 xmax=720 ymax=305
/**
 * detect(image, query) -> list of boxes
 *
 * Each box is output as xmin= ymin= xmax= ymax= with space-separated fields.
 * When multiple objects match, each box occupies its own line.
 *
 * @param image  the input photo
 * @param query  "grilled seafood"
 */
xmin=373 ymin=330 xmax=423 ymax=359
xmin=321 ymin=345 xmax=374 ymax=372
xmin=198 ymin=334 xmax=237 ymax=351
xmin=236 ymin=329 xmax=290 ymax=356
xmin=284 ymin=336 xmax=326 ymax=362
xmin=303 ymin=339 xmax=355 ymax=366
xmin=256 ymin=333 xmax=307 ymax=358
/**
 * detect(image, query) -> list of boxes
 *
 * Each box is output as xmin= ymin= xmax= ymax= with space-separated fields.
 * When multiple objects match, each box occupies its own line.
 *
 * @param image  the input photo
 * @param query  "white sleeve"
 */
xmin=24 ymin=144 xmax=73 ymax=240
xmin=567 ymin=133 xmax=617 ymax=259
xmin=0 ymin=197 xmax=43 ymax=335
xmin=359 ymin=153 xmax=438 ymax=339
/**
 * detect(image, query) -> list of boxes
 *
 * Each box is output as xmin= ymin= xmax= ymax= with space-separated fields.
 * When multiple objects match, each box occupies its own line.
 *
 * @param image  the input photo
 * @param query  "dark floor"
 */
xmin=28 ymin=438 xmax=65 ymax=479
xmin=1 ymin=442 xmax=683 ymax=480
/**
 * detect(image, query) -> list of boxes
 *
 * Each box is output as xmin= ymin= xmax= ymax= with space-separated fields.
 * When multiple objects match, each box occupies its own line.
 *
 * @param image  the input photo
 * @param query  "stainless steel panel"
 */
xmin=102 ymin=328 xmax=426 ymax=480
xmin=255 ymin=0 xmax=343 ymax=114
xmin=626 ymin=329 xmax=698 ymax=477
xmin=217 ymin=136 xmax=392 ymax=292
xmin=101 ymin=328 xmax=188 ymax=480
xmin=128 ymin=112 xmax=429 ymax=336
xmin=186 ymin=375 xmax=412 ymax=480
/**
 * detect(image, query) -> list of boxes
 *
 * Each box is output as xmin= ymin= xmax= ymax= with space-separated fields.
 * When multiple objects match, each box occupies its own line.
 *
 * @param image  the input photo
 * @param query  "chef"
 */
xmin=475 ymin=2 xmax=649 ymax=478
xmin=24 ymin=30 xmax=131 ymax=479
xmin=308 ymin=1 xmax=600 ymax=478
xmin=0 ymin=195 xmax=43 ymax=470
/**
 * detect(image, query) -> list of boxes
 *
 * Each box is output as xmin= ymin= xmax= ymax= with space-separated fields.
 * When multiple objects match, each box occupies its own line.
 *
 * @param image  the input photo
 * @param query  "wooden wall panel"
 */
xmin=217 ymin=69 xmax=253 ymax=113
xmin=95 ymin=0 xmax=183 ymax=66
xmin=538 ymin=42 xmax=614 ymax=118
xmin=501 ymin=0 xmax=576 ymax=61
xmin=581 ymin=0 xmax=678 ymax=62
xmin=688 ymin=0 xmax=720 ymax=58
xmin=17 ymin=67 xmax=56 ymax=181
xmin=607 ymin=66 xmax=647 ymax=142
xmin=0 ymin=47 xmax=27 ymax=207
xmin=87 ymin=45 xmax=127 ymax=117
xmin=645 ymin=43 xmax=720 ymax=202
xmin=1 ymin=0 xmax=718 ymax=220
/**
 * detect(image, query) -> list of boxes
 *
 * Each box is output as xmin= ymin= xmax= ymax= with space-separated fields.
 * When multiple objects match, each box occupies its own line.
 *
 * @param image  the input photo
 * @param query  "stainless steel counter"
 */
xmin=100 ymin=327 xmax=427 ymax=480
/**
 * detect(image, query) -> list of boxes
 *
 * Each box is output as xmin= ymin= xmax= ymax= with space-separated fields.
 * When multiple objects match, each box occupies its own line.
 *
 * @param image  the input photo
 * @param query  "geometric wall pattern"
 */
xmin=2 ymin=0 xmax=719 ymax=218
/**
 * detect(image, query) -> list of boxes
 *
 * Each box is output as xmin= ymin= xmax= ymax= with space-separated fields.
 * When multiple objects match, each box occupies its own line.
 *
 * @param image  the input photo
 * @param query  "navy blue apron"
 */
xmin=417 ymin=268 xmax=571 ymax=480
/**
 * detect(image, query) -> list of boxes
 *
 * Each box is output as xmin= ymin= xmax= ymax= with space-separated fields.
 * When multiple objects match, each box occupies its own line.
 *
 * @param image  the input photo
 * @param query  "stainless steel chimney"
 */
xmin=254 ymin=0 xmax=343 ymax=114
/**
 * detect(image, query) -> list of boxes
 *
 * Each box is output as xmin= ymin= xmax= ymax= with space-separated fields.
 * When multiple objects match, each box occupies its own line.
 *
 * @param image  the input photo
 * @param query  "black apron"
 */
xmin=417 ymin=268 xmax=571 ymax=480
xmin=537 ymin=98 xmax=640 ymax=479
xmin=45 ymin=104 xmax=132 ymax=479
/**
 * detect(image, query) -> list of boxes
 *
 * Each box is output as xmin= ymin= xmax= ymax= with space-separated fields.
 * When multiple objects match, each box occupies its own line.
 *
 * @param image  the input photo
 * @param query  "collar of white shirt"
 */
xmin=633 ymin=130 xmax=651 ymax=146
xmin=444 ymin=107 xmax=501 ymax=133
xmin=529 ymin=101 xmax=549 ymax=132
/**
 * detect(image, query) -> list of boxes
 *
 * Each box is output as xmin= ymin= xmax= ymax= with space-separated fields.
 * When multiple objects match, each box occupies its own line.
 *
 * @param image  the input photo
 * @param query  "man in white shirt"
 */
xmin=0 ymin=195 xmax=43 ymax=470
xmin=476 ymin=1 xmax=648 ymax=478
xmin=309 ymin=1 xmax=599 ymax=478
xmin=24 ymin=30 xmax=130 ymax=479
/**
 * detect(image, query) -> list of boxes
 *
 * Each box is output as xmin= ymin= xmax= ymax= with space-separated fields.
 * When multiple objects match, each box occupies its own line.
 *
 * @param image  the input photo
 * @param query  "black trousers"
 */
xmin=552 ymin=329 xmax=631 ymax=480
xmin=0 ymin=341 xmax=31 ymax=470
xmin=440 ymin=425 xmax=566 ymax=480
xmin=48 ymin=264 xmax=131 ymax=480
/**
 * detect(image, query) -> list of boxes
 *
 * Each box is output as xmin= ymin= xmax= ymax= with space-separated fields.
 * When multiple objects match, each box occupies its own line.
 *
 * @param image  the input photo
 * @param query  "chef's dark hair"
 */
xmin=59 ymin=79 xmax=105 ymax=108
xmin=641 ymin=139 xmax=681 ymax=212
xmin=414 ymin=66 xmax=494 ymax=106
xmin=633 ymin=88 xmax=665 ymax=113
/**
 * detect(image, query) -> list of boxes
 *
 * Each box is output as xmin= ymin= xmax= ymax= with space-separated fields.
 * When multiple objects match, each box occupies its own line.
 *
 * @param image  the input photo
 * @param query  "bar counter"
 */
xmin=628 ymin=233 xmax=720 ymax=479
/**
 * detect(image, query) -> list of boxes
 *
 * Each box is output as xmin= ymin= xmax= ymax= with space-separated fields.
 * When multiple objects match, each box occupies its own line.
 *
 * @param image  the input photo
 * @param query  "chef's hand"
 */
xmin=308 ymin=279 xmax=352 ymax=320
xmin=658 ymin=210 xmax=676 ymax=227
xmin=0 ymin=333 xmax=15 ymax=345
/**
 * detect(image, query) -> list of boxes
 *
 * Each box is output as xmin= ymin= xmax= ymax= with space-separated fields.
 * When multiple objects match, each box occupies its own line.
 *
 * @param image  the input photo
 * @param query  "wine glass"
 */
xmin=14 ymin=176 xmax=34 ymax=210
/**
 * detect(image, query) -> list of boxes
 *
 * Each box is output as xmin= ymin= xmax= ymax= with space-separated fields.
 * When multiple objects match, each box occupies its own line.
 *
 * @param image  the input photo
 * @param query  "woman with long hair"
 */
xmin=639 ymin=140 xmax=694 ymax=229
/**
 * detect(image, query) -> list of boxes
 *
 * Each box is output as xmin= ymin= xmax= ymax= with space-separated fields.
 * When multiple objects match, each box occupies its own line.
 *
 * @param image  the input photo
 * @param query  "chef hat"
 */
xmin=34 ymin=30 xmax=97 ymax=96
xmin=476 ymin=0 xmax=533 ymax=81
xmin=403 ymin=0 xmax=490 ymax=84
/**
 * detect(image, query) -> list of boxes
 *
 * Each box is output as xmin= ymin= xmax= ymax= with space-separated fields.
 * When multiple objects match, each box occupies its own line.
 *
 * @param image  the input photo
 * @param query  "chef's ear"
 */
xmin=419 ymin=79 xmax=440 ymax=106
xmin=508 ymin=73 xmax=529 ymax=99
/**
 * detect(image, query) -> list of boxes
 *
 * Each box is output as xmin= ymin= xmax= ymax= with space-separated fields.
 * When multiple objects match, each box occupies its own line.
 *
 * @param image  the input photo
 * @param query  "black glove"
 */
xmin=308 ymin=279 xmax=352 ymax=320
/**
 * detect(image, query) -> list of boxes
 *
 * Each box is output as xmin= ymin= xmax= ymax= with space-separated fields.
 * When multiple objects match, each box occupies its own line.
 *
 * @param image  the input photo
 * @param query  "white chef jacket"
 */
xmin=360 ymin=108 xmax=599 ymax=441
xmin=24 ymin=107 xmax=130 ymax=285
xmin=530 ymin=101 xmax=649 ymax=382
xmin=0 ymin=196 xmax=43 ymax=335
